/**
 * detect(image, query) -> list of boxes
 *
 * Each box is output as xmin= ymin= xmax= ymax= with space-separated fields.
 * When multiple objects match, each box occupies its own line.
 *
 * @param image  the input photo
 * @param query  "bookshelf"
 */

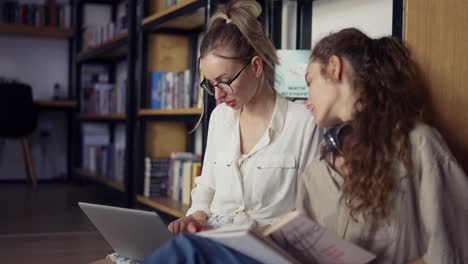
xmin=35 ymin=100 xmax=78 ymax=109
xmin=136 ymin=195 xmax=190 ymax=218
xmin=0 ymin=2 xmax=77 ymax=181
xmin=77 ymin=113 xmax=127 ymax=121
xmin=0 ymin=24 xmax=74 ymax=38
xmin=76 ymin=168 xmax=125 ymax=192
xmin=130 ymin=0 xmax=214 ymax=215
xmin=77 ymin=32 xmax=128 ymax=62
xmin=139 ymin=108 xmax=202 ymax=116
xmin=72 ymin=0 xmax=135 ymax=203
xmin=142 ymin=0 xmax=206 ymax=32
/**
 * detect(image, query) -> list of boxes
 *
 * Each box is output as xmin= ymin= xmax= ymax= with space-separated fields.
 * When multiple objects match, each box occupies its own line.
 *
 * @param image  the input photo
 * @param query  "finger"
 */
xmin=168 ymin=222 xmax=174 ymax=233
xmin=173 ymin=221 xmax=181 ymax=234
xmin=180 ymin=220 xmax=188 ymax=233
xmin=187 ymin=221 xmax=198 ymax=233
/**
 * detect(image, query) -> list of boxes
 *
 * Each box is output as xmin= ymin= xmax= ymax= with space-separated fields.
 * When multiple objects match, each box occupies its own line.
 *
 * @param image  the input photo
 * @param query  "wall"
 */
xmin=0 ymin=36 xmax=69 ymax=180
xmin=311 ymin=0 xmax=393 ymax=45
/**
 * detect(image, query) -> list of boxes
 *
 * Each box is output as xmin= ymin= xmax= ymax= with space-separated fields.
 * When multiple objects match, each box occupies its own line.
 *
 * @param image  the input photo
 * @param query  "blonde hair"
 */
xmin=201 ymin=0 xmax=278 ymax=88
xmin=192 ymin=0 xmax=278 ymax=133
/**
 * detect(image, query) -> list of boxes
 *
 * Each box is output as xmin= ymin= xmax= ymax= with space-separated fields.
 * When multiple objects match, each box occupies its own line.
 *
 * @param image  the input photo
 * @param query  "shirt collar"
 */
xmin=223 ymin=93 xmax=288 ymax=140
xmin=269 ymin=93 xmax=288 ymax=136
xmin=225 ymin=94 xmax=288 ymax=155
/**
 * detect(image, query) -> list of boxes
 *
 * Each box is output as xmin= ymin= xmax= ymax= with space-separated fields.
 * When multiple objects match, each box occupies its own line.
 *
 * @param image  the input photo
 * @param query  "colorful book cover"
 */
xmin=150 ymin=72 xmax=164 ymax=109
xmin=191 ymin=161 xmax=202 ymax=189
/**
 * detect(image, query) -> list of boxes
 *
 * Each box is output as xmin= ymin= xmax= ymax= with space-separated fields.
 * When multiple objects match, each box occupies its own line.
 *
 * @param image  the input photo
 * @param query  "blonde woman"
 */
xmin=168 ymin=0 xmax=320 ymax=234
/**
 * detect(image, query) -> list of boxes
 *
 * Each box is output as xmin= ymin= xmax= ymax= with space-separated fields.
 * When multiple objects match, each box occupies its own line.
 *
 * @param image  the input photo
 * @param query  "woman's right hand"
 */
xmin=168 ymin=211 xmax=209 ymax=235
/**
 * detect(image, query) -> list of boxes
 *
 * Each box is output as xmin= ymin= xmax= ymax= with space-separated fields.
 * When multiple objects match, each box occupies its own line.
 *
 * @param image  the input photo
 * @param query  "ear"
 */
xmin=250 ymin=55 xmax=263 ymax=78
xmin=326 ymin=55 xmax=343 ymax=81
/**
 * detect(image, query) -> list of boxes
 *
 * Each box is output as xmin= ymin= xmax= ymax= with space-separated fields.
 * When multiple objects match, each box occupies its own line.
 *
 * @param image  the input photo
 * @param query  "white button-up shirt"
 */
xmin=187 ymin=95 xmax=321 ymax=227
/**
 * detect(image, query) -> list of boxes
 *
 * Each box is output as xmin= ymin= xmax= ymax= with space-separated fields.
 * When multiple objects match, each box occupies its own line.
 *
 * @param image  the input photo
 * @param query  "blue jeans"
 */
xmin=141 ymin=234 xmax=261 ymax=264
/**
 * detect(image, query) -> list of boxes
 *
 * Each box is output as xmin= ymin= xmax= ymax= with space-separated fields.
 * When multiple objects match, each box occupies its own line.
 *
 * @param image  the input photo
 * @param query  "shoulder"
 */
xmin=409 ymin=122 xmax=453 ymax=159
xmin=281 ymin=98 xmax=317 ymax=129
xmin=285 ymin=99 xmax=313 ymax=120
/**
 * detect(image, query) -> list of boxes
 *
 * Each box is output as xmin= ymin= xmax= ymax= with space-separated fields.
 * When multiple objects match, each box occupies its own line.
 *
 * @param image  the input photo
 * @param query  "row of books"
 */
xmin=143 ymin=157 xmax=170 ymax=198
xmin=83 ymin=82 xmax=127 ymax=115
xmin=0 ymin=0 xmax=71 ymax=28
xmin=82 ymin=1 xmax=128 ymax=51
xmin=164 ymin=0 xmax=183 ymax=9
xmin=149 ymin=70 xmax=201 ymax=109
xmin=144 ymin=153 xmax=201 ymax=205
xmin=82 ymin=23 xmax=125 ymax=51
xmin=81 ymin=64 xmax=127 ymax=115
xmin=82 ymin=124 xmax=126 ymax=185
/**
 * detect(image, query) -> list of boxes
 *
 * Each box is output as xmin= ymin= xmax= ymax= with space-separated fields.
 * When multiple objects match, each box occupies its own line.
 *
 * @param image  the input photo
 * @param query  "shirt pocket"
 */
xmin=254 ymin=155 xmax=298 ymax=196
xmin=256 ymin=155 xmax=297 ymax=170
xmin=255 ymin=155 xmax=298 ymax=184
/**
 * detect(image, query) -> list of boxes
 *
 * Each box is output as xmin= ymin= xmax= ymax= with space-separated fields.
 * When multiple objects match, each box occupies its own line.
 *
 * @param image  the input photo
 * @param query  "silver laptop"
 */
xmin=78 ymin=202 xmax=172 ymax=261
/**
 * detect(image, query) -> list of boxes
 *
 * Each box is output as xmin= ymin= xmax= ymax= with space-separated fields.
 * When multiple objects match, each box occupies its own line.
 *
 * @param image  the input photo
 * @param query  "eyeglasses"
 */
xmin=200 ymin=61 xmax=251 ymax=96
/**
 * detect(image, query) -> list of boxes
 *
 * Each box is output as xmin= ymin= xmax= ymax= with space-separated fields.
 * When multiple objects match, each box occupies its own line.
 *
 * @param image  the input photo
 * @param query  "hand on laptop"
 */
xmin=168 ymin=211 xmax=210 ymax=235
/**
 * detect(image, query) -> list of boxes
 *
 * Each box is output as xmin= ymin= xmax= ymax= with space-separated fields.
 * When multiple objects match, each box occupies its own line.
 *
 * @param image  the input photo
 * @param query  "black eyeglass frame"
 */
xmin=199 ymin=60 xmax=251 ymax=96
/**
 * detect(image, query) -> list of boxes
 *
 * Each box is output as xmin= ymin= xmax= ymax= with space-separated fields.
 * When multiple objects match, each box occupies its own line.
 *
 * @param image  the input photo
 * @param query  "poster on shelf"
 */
xmin=275 ymin=49 xmax=311 ymax=99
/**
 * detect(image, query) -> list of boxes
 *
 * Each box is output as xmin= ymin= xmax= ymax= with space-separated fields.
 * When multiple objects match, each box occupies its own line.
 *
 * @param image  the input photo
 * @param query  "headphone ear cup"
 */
xmin=324 ymin=123 xmax=352 ymax=154
xmin=324 ymin=129 xmax=341 ymax=154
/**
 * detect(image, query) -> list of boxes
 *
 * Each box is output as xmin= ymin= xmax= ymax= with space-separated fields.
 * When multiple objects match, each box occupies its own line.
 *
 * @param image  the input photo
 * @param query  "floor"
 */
xmin=0 ymin=182 xmax=125 ymax=264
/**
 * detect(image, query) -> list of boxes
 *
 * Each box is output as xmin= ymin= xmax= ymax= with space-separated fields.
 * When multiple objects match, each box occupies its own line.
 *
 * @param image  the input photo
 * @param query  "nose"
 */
xmin=214 ymin=87 xmax=227 ymax=101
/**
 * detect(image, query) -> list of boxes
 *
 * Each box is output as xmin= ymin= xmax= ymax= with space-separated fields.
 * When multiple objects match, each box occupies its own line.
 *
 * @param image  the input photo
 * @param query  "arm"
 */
xmin=168 ymin=111 xmax=218 ymax=234
xmin=186 ymin=111 xmax=218 ymax=216
xmin=416 ymin=128 xmax=468 ymax=263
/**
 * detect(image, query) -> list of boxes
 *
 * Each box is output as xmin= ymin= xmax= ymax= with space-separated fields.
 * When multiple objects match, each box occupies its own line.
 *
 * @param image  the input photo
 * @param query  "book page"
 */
xmin=198 ymin=229 xmax=299 ymax=264
xmin=267 ymin=214 xmax=375 ymax=264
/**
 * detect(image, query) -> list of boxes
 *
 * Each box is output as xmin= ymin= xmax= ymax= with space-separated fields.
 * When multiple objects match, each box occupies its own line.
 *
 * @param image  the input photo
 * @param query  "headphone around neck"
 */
xmin=323 ymin=123 xmax=352 ymax=155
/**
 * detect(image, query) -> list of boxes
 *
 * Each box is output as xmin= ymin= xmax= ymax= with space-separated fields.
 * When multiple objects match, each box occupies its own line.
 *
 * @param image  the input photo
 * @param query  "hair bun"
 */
xmin=226 ymin=0 xmax=262 ymax=19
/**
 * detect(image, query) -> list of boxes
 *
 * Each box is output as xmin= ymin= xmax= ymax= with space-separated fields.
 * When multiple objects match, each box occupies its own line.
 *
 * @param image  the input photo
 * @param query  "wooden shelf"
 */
xmin=76 ymin=168 xmax=125 ymax=192
xmin=35 ymin=100 xmax=77 ymax=109
xmin=142 ymin=0 xmax=206 ymax=32
xmin=0 ymin=24 xmax=74 ymax=38
xmin=77 ymin=113 xmax=126 ymax=121
xmin=136 ymin=195 xmax=189 ymax=218
xmin=78 ymin=0 xmax=123 ymax=4
xmin=139 ymin=108 xmax=202 ymax=116
xmin=77 ymin=32 xmax=128 ymax=62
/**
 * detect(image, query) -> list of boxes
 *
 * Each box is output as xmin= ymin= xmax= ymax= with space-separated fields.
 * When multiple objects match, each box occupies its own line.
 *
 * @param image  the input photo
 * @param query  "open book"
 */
xmin=197 ymin=211 xmax=375 ymax=264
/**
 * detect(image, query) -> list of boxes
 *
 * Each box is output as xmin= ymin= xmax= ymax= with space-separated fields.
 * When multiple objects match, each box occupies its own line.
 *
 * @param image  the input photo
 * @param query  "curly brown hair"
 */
xmin=310 ymin=28 xmax=424 ymax=221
